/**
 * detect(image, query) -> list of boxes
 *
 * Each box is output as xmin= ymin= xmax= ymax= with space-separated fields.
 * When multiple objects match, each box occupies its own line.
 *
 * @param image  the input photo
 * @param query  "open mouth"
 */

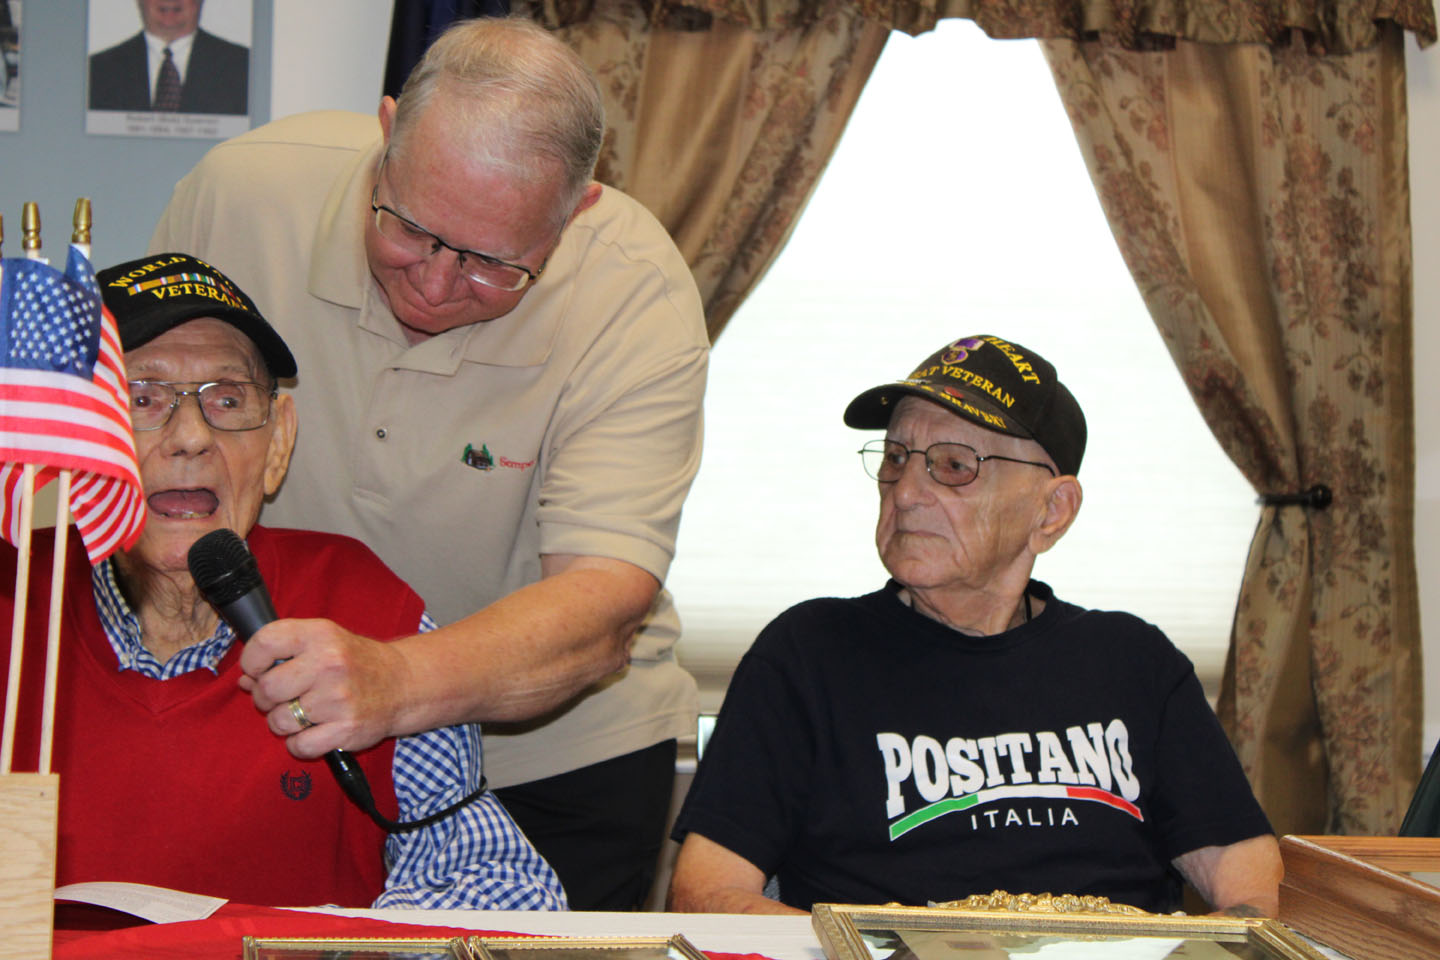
xmin=147 ymin=488 xmax=219 ymax=520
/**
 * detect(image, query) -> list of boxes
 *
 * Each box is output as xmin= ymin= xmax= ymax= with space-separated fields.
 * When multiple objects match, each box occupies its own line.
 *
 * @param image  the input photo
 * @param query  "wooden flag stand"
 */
xmin=0 ymin=462 xmax=60 ymax=960
xmin=0 ymin=771 xmax=60 ymax=957
xmin=0 ymin=462 xmax=63 ymax=959
xmin=0 ymin=200 xmax=94 ymax=960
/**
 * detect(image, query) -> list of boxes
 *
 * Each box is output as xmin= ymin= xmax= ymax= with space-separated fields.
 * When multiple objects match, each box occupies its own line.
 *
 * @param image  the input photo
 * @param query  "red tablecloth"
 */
xmin=54 ymin=902 xmax=777 ymax=960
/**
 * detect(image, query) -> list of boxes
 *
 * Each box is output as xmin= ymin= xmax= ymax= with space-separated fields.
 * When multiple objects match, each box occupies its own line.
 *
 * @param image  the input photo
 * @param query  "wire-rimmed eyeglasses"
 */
xmin=859 ymin=439 xmax=1056 ymax=487
xmin=369 ymin=153 xmax=547 ymax=293
xmin=128 ymin=380 xmax=277 ymax=432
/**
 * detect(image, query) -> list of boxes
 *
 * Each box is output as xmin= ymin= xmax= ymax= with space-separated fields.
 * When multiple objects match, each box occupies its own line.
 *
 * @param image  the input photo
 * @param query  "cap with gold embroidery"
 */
xmin=843 ymin=334 xmax=1086 ymax=476
xmin=97 ymin=253 xmax=296 ymax=379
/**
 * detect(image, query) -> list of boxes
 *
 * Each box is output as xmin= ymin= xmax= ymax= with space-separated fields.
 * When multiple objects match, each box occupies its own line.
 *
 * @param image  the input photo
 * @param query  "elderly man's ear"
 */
xmin=1029 ymin=475 xmax=1082 ymax=556
xmin=263 ymin=394 xmax=298 ymax=497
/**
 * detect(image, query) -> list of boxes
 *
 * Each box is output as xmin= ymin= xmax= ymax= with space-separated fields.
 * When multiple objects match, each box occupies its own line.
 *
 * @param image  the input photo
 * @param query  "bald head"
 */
xmin=388 ymin=16 xmax=604 ymax=216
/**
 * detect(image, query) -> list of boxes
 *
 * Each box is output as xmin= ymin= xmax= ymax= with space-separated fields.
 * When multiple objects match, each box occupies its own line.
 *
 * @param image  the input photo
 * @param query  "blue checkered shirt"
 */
xmin=91 ymin=560 xmax=567 ymax=910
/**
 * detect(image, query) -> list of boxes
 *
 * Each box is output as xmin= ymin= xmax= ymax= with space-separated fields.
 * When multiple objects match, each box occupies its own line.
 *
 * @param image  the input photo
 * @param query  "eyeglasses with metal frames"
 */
xmin=859 ymin=439 xmax=1056 ymax=487
xmin=369 ymin=153 xmax=547 ymax=293
xmin=128 ymin=380 xmax=277 ymax=432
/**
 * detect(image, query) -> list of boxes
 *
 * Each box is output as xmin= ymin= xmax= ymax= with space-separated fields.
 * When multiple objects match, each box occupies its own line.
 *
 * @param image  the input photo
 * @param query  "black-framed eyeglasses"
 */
xmin=128 ymin=380 xmax=277 ymax=432
xmin=370 ymin=152 xmax=547 ymax=293
xmin=859 ymin=439 xmax=1056 ymax=487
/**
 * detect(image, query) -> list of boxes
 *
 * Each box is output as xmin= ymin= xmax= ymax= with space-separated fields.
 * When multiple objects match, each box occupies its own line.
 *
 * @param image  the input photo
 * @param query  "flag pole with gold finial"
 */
xmin=0 ymin=201 xmax=62 ymax=960
xmin=0 ymin=201 xmax=42 ymax=775
xmin=35 ymin=201 xmax=89 ymax=775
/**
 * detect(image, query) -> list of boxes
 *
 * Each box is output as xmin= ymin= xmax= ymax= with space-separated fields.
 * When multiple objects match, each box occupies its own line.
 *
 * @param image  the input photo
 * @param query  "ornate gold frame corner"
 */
xmin=811 ymin=895 xmax=1327 ymax=960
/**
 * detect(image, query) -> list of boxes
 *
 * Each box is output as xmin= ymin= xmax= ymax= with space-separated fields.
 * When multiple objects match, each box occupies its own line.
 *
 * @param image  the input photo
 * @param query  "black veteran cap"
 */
xmin=97 ymin=253 xmax=297 ymax=379
xmin=844 ymin=334 xmax=1087 ymax=476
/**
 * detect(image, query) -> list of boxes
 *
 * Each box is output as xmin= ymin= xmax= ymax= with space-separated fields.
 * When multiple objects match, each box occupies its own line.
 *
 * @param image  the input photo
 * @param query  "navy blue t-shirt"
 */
xmin=672 ymin=580 xmax=1272 ymax=912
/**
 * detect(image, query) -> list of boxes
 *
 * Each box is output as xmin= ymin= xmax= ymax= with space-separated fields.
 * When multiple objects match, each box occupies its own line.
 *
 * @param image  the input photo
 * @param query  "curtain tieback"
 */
xmin=1257 ymin=484 xmax=1333 ymax=509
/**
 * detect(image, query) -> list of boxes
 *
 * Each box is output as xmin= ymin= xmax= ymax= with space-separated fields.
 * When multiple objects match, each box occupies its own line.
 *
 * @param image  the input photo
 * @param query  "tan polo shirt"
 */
xmin=151 ymin=111 xmax=707 ymax=787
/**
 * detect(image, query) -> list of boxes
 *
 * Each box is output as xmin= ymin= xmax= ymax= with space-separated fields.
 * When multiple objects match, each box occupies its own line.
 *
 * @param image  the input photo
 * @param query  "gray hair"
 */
xmin=389 ymin=16 xmax=604 ymax=218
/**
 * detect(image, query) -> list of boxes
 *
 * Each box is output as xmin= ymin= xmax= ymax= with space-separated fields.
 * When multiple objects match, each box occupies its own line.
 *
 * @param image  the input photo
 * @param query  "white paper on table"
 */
xmin=53 ymin=881 xmax=227 ymax=923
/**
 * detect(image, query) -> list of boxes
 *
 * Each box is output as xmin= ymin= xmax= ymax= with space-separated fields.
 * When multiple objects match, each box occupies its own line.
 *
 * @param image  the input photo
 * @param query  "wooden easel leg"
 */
xmin=0 ymin=773 xmax=59 ymax=959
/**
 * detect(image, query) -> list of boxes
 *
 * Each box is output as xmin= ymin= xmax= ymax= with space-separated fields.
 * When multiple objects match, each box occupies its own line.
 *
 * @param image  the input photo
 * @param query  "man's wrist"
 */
xmin=383 ymin=631 xmax=483 ymax=739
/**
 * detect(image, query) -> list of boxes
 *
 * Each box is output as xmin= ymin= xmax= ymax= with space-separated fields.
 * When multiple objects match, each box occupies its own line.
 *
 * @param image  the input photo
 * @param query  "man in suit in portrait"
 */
xmin=1 ymin=0 xmax=19 ymax=108
xmin=89 ymin=0 xmax=248 ymax=115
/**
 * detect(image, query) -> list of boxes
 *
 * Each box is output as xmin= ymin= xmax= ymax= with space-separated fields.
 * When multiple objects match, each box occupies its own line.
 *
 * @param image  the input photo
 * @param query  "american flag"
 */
xmin=0 ymin=247 xmax=145 ymax=563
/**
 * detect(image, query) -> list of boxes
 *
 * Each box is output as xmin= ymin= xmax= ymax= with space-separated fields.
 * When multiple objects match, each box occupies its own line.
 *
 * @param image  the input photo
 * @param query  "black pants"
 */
xmin=495 ymin=739 xmax=677 ymax=910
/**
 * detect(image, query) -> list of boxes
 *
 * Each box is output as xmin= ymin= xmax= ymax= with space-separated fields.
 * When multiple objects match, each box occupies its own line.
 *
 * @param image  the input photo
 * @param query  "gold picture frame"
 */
xmin=241 ymin=934 xmax=710 ymax=960
xmin=1279 ymin=834 xmax=1440 ymax=960
xmin=243 ymin=936 xmax=466 ymax=959
xmin=812 ymin=900 xmax=1329 ymax=960
xmin=458 ymin=934 xmax=710 ymax=960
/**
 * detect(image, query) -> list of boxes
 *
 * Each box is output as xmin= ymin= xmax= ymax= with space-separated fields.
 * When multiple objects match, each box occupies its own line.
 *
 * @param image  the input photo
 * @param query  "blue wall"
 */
xmin=0 ymin=0 xmax=273 ymax=267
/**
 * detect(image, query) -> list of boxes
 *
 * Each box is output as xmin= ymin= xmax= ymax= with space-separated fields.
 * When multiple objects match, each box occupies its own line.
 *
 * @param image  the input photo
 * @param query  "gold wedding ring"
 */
xmin=288 ymin=698 xmax=314 ymax=729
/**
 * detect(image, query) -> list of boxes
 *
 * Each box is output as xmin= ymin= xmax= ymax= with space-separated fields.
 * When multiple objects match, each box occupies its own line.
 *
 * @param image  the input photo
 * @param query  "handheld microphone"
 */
xmin=187 ymin=528 xmax=379 ymax=819
xmin=186 ymin=528 xmax=487 ymax=833
xmin=185 ymin=527 xmax=276 ymax=640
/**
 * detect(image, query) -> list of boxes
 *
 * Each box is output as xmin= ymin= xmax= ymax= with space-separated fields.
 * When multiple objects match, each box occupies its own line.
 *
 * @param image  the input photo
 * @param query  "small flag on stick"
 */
xmin=0 ymin=246 xmax=145 ymax=564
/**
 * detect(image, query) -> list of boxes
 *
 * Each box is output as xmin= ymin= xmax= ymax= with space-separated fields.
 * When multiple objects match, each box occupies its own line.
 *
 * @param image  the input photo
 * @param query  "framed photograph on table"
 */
xmin=244 ymin=938 xmax=465 ymax=959
xmin=812 ymin=899 xmax=1328 ymax=960
xmin=458 ymin=934 xmax=709 ymax=960
xmin=243 ymin=934 xmax=711 ymax=960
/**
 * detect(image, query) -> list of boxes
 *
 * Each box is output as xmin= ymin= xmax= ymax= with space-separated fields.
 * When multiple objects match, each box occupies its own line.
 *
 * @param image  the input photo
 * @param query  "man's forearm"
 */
xmin=1172 ymin=835 xmax=1283 ymax=916
xmin=241 ymin=556 xmax=660 ymax=756
xmin=666 ymin=833 xmax=800 ymax=915
xmin=388 ymin=557 xmax=657 ymax=736
xmin=668 ymin=885 xmax=805 ymax=916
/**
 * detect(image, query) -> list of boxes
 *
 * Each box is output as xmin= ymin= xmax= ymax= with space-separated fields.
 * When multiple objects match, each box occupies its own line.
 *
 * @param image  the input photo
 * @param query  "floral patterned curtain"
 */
xmin=528 ymin=0 xmax=889 ymax=339
xmin=1040 ymin=23 xmax=1425 ymax=834
xmin=690 ymin=0 xmax=1435 ymax=49
xmin=527 ymin=0 xmax=1433 ymax=343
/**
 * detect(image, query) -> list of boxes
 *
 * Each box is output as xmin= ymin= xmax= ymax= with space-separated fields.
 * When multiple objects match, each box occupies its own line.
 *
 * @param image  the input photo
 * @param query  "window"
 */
xmin=667 ymin=21 xmax=1258 ymax=709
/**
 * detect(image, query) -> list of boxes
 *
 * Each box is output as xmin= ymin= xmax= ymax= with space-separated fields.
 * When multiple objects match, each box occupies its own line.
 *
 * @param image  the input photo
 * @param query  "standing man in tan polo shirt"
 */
xmin=150 ymin=17 xmax=708 ymax=909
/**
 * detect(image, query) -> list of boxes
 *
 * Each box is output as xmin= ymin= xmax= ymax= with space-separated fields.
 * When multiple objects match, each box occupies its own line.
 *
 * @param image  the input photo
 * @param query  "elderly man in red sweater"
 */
xmin=1 ymin=252 xmax=564 ymax=913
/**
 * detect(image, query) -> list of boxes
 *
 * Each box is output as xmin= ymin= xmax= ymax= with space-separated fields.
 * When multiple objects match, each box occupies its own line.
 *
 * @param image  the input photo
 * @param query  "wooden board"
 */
xmin=1279 ymin=835 xmax=1440 ymax=960
xmin=0 ymin=773 xmax=59 ymax=959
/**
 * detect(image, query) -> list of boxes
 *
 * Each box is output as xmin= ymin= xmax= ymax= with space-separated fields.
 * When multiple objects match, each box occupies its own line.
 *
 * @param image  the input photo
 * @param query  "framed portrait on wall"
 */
xmin=1 ymin=1 xmax=20 ymax=131
xmin=84 ymin=0 xmax=252 ymax=140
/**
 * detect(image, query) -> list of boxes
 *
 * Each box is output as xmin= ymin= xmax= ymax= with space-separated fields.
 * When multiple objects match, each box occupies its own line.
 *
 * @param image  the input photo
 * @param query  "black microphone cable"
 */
xmin=187 ymin=527 xmax=488 ymax=834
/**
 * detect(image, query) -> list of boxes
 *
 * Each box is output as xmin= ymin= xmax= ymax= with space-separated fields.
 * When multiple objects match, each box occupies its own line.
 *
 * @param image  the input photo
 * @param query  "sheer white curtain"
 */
xmin=668 ymin=21 xmax=1258 ymax=710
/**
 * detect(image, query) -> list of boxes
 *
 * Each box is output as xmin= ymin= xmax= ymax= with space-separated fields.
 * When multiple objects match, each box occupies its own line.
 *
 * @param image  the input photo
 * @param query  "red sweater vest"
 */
xmin=0 ymin=525 xmax=425 ymax=907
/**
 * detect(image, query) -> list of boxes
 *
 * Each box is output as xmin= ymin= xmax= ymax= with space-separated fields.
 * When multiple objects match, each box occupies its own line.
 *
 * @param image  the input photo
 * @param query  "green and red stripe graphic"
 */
xmin=888 ymin=784 xmax=1142 ymax=840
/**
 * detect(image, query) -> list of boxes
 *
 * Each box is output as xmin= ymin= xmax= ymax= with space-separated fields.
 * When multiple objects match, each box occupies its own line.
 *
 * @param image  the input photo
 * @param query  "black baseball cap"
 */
xmin=97 ymin=253 xmax=297 ymax=379
xmin=844 ymin=334 xmax=1086 ymax=476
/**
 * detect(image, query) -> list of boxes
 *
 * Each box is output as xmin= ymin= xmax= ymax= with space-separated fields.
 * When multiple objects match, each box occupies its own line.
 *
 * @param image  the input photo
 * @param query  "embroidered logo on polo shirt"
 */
xmin=461 ymin=443 xmax=535 ymax=472
xmin=280 ymin=769 xmax=312 ymax=801
xmin=461 ymin=443 xmax=495 ymax=471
